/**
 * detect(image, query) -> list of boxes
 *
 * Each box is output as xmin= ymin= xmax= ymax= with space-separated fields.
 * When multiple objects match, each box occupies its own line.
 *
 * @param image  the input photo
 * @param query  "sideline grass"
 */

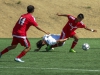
xmin=0 ymin=38 xmax=100 ymax=75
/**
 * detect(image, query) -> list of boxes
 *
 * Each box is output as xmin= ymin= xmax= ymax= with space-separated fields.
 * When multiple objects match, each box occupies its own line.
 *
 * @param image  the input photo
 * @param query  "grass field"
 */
xmin=0 ymin=38 xmax=100 ymax=75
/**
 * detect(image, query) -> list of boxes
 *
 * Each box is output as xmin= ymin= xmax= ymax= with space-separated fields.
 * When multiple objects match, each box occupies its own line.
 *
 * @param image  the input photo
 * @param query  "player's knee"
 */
xmin=24 ymin=46 xmax=31 ymax=52
xmin=26 ymin=46 xmax=31 ymax=50
xmin=75 ymin=38 xmax=79 ymax=42
xmin=74 ymin=39 xmax=78 ymax=43
xmin=29 ymin=46 xmax=31 ymax=50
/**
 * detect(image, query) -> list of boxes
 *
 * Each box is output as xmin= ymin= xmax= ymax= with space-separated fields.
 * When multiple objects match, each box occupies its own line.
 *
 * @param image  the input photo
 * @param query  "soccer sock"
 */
xmin=71 ymin=41 xmax=77 ymax=49
xmin=1 ymin=48 xmax=9 ymax=55
xmin=16 ymin=51 xmax=26 ymax=58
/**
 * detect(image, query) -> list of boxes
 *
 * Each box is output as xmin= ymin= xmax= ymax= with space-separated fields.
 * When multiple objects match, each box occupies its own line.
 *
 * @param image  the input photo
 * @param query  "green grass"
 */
xmin=0 ymin=38 xmax=100 ymax=75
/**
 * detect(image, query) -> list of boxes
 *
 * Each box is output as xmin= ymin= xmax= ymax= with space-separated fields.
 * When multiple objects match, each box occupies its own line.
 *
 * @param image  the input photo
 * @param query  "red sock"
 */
xmin=16 ymin=51 xmax=26 ymax=58
xmin=1 ymin=48 xmax=9 ymax=55
xmin=71 ymin=41 xmax=77 ymax=49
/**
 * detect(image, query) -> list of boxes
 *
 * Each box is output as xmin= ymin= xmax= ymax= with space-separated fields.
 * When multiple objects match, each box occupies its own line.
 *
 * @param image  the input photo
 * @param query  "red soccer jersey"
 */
xmin=63 ymin=15 xmax=86 ymax=33
xmin=12 ymin=13 xmax=38 ymax=36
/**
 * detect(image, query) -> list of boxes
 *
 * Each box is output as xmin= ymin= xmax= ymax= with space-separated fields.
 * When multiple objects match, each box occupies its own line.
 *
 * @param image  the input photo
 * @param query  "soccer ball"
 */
xmin=82 ymin=43 xmax=90 ymax=50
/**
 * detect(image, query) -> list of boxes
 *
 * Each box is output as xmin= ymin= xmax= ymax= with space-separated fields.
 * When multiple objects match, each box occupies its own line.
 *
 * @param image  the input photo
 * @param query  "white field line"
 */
xmin=0 ymin=67 xmax=100 ymax=72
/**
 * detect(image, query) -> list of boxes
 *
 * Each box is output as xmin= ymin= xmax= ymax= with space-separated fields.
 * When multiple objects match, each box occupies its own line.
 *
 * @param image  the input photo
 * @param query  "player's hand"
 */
xmin=93 ymin=30 xmax=97 ymax=32
xmin=46 ymin=32 xmax=50 ymax=35
xmin=56 ymin=13 xmax=60 ymax=16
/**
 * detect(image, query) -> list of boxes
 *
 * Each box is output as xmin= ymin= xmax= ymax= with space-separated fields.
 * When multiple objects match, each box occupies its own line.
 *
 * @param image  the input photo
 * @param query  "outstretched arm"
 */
xmin=84 ymin=26 xmax=97 ymax=32
xmin=56 ymin=38 xmax=67 ymax=46
xmin=56 ymin=13 xmax=68 ymax=17
xmin=36 ymin=26 xmax=50 ymax=34
xmin=57 ymin=38 xmax=67 ymax=42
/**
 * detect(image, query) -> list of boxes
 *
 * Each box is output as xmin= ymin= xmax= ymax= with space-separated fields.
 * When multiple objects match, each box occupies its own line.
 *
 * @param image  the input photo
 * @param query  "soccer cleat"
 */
xmin=69 ymin=49 xmax=76 ymax=53
xmin=45 ymin=45 xmax=52 ymax=52
xmin=14 ymin=58 xmax=25 ymax=62
xmin=51 ymin=48 xmax=54 ymax=50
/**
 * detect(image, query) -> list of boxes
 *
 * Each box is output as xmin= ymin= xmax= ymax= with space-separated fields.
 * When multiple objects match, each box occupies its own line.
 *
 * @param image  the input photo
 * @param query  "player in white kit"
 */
xmin=35 ymin=34 xmax=67 ymax=52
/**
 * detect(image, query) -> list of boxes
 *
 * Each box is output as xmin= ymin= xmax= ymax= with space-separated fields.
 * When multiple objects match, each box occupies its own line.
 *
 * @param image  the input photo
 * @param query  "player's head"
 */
xmin=77 ymin=13 xmax=84 ymax=22
xmin=27 ymin=5 xmax=35 ymax=13
xmin=36 ymin=40 xmax=44 ymax=49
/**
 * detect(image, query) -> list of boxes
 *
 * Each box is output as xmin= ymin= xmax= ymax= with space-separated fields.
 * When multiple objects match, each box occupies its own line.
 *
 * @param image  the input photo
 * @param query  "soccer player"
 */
xmin=0 ymin=5 xmax=49 ymax=62
xmin=35 ymin=34 xmax=67 ymax=52
xmin=56 ymin=13 xmax=97 ymax=53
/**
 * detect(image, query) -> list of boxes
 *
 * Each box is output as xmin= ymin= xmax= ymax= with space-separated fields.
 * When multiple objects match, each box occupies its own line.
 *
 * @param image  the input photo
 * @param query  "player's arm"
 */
xmin=56 ymin=13 xmax=68 ymax=17
xmin=55 ymin=38 xmax=67 ymax=46
xmin=35 ymin=26 xmax=50 ymax=34
xmin=56 ymin=38 xmax=67 ymax=46
xmin=57 ymin=38 xmax=67 ymax=42
xmin=84 ymin=26 xmax=97 ymax=32
xmin=31 ymin=16 xmax=50 ymax=34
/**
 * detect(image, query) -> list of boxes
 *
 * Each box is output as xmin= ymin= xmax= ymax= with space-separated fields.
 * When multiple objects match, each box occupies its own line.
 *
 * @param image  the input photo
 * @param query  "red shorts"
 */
xmin=11 ymin=37 xmax=30 ymax=47
xmin=60 ymin=31 xmax=76 ymax=39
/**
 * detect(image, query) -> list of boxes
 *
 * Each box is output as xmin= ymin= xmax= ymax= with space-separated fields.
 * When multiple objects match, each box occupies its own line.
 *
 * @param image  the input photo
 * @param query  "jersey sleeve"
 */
xmin=67 ymin=15 xmax=71 ymax=20
xmin=67 ymin=15 xmax=75 ymax=20
xmin=78 ymin=22 xmax=86 ymax=28
xmin=30 ymin=16 xmax=38 ymax=27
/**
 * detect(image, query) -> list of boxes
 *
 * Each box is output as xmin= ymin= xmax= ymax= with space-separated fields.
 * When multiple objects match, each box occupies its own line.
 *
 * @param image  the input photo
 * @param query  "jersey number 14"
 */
xmin=18 ymin=17 xmax=26 ymax=25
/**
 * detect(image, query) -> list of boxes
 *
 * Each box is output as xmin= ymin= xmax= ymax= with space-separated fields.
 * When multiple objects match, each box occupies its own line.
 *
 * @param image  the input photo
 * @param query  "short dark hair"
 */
xmin=27 ymin=5 xmax=35 ymax=13
xmin=36 ymin=40 xmax=44 ymax=49
xmin=77 ymin=13 xmax=84 ymax=19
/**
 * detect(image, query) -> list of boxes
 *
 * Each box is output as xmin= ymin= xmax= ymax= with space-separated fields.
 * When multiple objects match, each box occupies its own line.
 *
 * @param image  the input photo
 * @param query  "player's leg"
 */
xmin=16 ymin=47 xmax=31 ymax=58
xmin=45 ymin=45 xmax=52 ymax=52
xmin=0 ymin=37 xmax=18 ymax=57
xmin=14 ymin=38 xmax=31 ymax=62
xmin=45 ymin=45 xmax=55 ymax=52
xmin=15 ymin=46 xmax=31 ymax=62
xmin=60 ymin=31 xmax=65 ymax=39
xmin=69 ymin=34 xmax=79 ymax=52
xmin=0 ymin=45 xmax=17 ymax=55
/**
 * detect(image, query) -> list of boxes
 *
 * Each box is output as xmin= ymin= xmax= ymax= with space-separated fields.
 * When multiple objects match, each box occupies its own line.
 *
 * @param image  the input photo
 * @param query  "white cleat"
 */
xmin=14 ymin=58 xmax=25 ymax=62
xmin=52 ymin=48 xmax=54 ymax=50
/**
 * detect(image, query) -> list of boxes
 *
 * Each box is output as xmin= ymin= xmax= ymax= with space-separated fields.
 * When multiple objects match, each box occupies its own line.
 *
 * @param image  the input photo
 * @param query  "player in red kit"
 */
xmin=56 ymin=13 xmax=97 ymax=52
xmin=0 ymin=5 xmax=49 ymax=62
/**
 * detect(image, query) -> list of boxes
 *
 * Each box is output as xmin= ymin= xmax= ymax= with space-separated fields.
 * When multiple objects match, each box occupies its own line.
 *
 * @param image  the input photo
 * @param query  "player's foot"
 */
xmin=51 ymin=48 xmax=54 ymax=50
xmin=14 ymin=58 xmax=24 ymax=62
xmin=45 ymin=45 xmax=52 ymax=52
xmin=69 ymin=49 xmax=76 ymax=53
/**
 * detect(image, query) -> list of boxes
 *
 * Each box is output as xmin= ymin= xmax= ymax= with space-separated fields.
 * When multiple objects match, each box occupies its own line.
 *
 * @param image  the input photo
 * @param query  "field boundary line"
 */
xmin=0 ymin=67 xmax=100 ymax=72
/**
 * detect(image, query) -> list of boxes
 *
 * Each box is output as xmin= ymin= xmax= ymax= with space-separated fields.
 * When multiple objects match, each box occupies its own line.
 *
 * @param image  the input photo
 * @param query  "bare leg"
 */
xmin=69 ymin=34 xmax=79 ymax=52
xmin=16 ymin=46 xmax=31 ymax=58
xmin=1 ymin=45 xmax=17 ymax=55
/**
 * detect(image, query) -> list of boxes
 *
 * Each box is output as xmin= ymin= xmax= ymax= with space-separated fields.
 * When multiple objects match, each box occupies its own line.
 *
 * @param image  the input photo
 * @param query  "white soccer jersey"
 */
xmin=43 ymin=34 xmax=60 ymax=45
